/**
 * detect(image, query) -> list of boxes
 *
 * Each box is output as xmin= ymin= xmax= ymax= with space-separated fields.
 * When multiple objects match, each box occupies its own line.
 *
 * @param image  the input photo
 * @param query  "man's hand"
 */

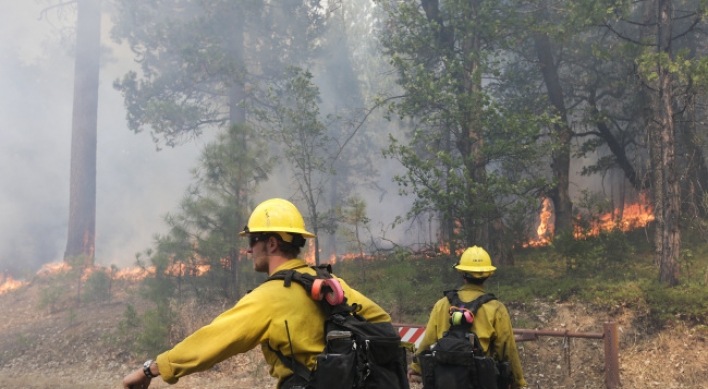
xmin=407 ymin=368 xmax=422 ymax=383
xmin=122 ymin=368 xmax=152 ymax=389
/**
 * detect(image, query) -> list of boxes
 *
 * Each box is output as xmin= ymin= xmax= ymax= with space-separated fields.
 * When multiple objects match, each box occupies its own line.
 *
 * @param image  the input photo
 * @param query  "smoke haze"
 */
xmin=1 ymin=2 xmax=422 ymax=277
xmin=0 ymin=3 xmax=204 ymax=275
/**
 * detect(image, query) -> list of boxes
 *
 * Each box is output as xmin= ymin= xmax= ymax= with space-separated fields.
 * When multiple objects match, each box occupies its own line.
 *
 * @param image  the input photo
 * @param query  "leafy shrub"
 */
xmin=83 ymin=270 xmax=112 ymax=303
xmin=115 ymin=303 xmax=175 ymax=358
xmin=38 ymin=283 xmax=65 ymax=313
xmin=645 ymin=282 xmax=708 ymax=323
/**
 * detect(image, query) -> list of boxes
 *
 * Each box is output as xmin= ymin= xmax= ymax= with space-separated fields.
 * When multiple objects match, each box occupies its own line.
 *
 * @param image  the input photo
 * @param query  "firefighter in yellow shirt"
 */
xmin=408 ymin=246 xmax=527 ymax=389
xmin=122 ymin=198 xmax=392 ymax=389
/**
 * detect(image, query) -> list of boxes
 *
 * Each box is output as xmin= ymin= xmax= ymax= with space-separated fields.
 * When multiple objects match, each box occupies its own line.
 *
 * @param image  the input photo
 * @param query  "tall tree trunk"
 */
xmin=649 ymin=119 xmax=664 ymax=266
xmin=657 ymin=0 xmax=680 ymax=285
xmin=587 ymin=89 xmax=646 ymax=191
xmin=65 ymin=0 xmax=101 ymax=266
xmin=226 ymin=9 xmax=246 ymax=126
xmin=533 ymin=32 xmax=573 ymax=232
xmin=226 ymin=15 xmax=246 ymax=295
xmin=635 ymin=0 xmax=664 ymax=267
xmin=442 ymin=126 xmax=456 ymax=250
xmin=461 ymin=0 xmax=491 ymax=253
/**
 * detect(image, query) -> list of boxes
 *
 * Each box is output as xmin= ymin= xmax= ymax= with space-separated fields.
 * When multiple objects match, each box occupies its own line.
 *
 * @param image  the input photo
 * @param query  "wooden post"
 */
xmin=603 ymin=322 xmax=620 ymax=389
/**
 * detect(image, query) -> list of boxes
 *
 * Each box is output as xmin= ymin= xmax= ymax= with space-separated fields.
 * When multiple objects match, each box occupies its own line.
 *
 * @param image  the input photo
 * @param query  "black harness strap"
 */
xmin=264 ymin=264 xmax=351 ymax=384
xmin=444 ymin=290 xmax=497 ymax=316
xmin=443 ymin=290 xmax=498 ymax=356
xmin=267 ymin=342 xmax=313 ymax=384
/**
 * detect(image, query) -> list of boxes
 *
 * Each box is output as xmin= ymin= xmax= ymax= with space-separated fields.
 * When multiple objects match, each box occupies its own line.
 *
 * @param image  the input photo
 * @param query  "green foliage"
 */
xmin=502 ymin=232 xmax=708 ymax=327
xmin=645 ymin=282 xmax=708 ymax=322
xmin=135 ymin=305 xmax=176 ymax=356
xmin=38 ymin=282 xmax=65 ymax=314
xmin=256 ymin=67 xmax=345 ymax=263
xmin=152 ymin=123 xmax=272 ymax=303
xmin=83 ymin=270 xmax=112 ymax=303
xmin=333 ymin=251 xmax=455 ymax=324
xmin=121 ymin=304 xmax=141 ymax=330
xmin=552 ymin=226 xmax=635 ymax=273
xmin=378 ymin=0 xmax=550 ymax=249
xmin=112 ymin=0 xmax=321 ymax=146
xmin=109 ymin=251 xmax=177 ymax=358
xmin=115 ymin=303 xmax=175 ymax=357
xmin=336 ymin=196 xmax=371 ymax=252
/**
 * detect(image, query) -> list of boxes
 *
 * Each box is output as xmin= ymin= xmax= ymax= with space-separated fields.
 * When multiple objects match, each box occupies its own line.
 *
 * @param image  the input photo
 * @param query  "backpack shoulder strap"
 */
xmin=267 ymin=267 xmax=321 ymax=291
xmin=443 ymin=289 xmax=464 ymax=307
xmin=467 ymin=293 xmax=497 ymax=315
xmin=267 ymin=265 xmax=355 ymax=317
xmin=444 ymin=290 xmax=497 ymax=315
xmin=267 ymin=342 xmax=312 ymax=383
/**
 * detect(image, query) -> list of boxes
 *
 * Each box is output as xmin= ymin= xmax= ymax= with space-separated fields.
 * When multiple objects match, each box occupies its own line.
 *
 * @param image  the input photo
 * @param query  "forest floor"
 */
xmin=0 ymin=275 xmax=706 ymax=389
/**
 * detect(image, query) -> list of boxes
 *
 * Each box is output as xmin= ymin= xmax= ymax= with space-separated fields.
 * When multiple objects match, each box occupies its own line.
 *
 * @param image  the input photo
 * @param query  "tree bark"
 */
xmin=65 ymin=0 xmax=101 ymax=266
xmin=533 ymin=32 xmax=574 ymax=233
xmin=657 ymin=0 xmax=680 ymax=286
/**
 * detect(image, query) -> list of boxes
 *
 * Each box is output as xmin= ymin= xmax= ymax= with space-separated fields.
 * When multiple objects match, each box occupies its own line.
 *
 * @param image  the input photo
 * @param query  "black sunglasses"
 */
xmin=249 ymin=234 xmax=268 ymax=247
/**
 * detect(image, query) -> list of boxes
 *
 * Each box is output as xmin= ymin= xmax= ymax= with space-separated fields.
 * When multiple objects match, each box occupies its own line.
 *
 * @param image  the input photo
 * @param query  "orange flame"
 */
xmin=525 ymin=194 xmax=655 ymax=247
xmin=575 ymin=194 xmax=655 ymax=238
xmin=37 ymin=261 xmax=71 ymax=276
xmin=0 ymin=273 xmax=26 ymax=295
xmin=114 ymin=266 xmax=153 ymax=281
xmin=437 ymin=243 xmax=465 ymax=256
xmin=302 ymin=240 xmax=317 ymax=265
xmin=525 ymin=198 xmax=555 ymax=247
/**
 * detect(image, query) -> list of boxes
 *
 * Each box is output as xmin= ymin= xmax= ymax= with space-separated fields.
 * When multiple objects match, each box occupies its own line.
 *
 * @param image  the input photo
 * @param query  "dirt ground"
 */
xmin=0 ymin=278 xmax=705 ymax=389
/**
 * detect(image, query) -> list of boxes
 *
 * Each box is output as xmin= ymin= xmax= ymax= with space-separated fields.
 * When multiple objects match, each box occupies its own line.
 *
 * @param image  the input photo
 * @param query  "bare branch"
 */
xmin=330 ymin=94 xmax=407 ymax=163
xmin=38 ymin=0 xmax=77 ymax=21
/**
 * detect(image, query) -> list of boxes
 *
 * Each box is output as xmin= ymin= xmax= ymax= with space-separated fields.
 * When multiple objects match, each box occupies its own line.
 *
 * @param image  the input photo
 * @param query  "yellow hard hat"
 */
xmin=453 ymin=246 xmax=496 ymax=278
xmin=239 ymin=198 xmax=316 ymax=242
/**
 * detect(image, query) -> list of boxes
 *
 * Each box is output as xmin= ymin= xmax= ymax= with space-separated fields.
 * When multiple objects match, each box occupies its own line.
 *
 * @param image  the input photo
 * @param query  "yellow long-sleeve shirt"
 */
xmin=155 ymin=259 xmax=391 ymax=387
xmin=410 ymin=283 xmax=527 ymax=388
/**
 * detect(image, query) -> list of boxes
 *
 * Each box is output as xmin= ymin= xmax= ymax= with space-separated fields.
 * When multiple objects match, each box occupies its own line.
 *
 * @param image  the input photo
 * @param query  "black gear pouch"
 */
xmin=419 ymin=350 xmax=477 ymax=389
xmin=434 ymin=350 xmax=476 ymax=389
xmin=312 ymin=333 xmax=356 ymax=389
xmin=313 ymin=350 xmax=356 ymax=389
xmin=497 ymin=361 xmax=513 ymax=389
xmin=364 ymin=338 xmax=409 ymax=389
xmin=473 ymin=355 xmax=499 ymax=389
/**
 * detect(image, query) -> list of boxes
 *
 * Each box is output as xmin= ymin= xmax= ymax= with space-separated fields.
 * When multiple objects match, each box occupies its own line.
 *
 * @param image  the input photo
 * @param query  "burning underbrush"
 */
xmin=1 ymin=191 xmax=660 ymax=299
xmin=0 ymin=260 xmax=216 ymax=297
xmin=524 ymin=194 xmax=655 ymax=248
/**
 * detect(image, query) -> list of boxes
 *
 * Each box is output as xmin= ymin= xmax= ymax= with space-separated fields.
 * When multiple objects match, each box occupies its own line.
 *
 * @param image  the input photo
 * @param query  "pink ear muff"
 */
xmin=463 ymin=311 xmax=474 ymax=324
xmin=311 ymin=279 xmax=325 ymax=300
xmin=324 ymin=278 xmax=344 ymax=305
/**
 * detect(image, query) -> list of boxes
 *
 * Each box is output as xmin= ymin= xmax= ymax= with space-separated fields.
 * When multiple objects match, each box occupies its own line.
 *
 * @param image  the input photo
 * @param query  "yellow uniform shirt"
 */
xmin=156 ymin=259 xmax=391 ymax=387
xmin=410 ymin=283 xmax=527 ymax=388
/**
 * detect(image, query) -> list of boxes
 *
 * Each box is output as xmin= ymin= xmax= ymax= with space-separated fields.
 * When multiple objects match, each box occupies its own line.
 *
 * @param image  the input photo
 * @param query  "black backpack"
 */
xmin=266 ymin=264 xmax=410 ymax=389
xmin=416 ymin=291 xmax=513 ymax=389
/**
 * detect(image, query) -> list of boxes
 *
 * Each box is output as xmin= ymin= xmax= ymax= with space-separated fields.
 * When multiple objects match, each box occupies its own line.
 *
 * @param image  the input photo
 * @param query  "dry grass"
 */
xmin=0 ymin=276 xmax=706 ymax=388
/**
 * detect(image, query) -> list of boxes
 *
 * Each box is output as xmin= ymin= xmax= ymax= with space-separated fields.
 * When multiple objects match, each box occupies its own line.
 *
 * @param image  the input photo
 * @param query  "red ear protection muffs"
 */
xmin=310 ymin=278 xmax=345 ymax=305
xmin=324 ymin=278 xmax=344 ymax=305
xmin=311 ymin=279 xmax=325 ymax=300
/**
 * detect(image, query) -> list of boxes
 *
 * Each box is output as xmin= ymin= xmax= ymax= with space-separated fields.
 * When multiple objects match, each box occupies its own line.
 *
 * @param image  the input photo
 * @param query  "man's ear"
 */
xmin=267 ymin=236 xmax=279 ymax=252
